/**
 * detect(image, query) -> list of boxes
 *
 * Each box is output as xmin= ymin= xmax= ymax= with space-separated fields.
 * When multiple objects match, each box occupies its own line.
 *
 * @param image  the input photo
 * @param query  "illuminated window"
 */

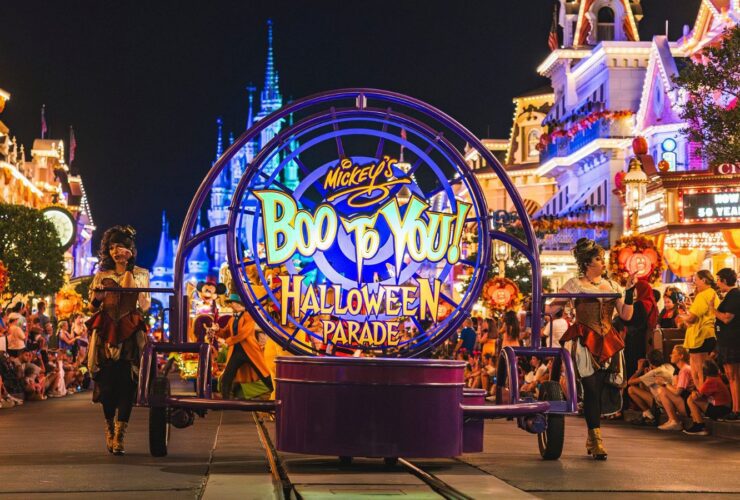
xmin=527 ymin=129 xmax=541 ymax=157
xmin=661 ymin=138 xmax=677 ymax=170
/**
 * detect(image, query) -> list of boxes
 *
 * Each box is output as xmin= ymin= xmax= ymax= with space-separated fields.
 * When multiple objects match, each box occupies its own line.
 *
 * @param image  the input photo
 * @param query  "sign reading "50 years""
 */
xmin=680 ymin=187 xmax=740 ymax=223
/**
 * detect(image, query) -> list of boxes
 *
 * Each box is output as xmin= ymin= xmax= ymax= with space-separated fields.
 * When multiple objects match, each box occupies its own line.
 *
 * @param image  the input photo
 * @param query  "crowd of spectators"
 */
xmin=436 ymin=267 xmax=739 ymax=437
xmin=0 ymin=300 xmax=90 ymax=409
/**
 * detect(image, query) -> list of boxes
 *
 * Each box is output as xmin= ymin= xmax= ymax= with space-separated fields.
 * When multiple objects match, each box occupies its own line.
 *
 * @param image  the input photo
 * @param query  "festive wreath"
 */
xmin=0 ymin=260 xmax=7 ymax=295
xmin=482 ymin=276 xmax=520 ymax=311
xmin=609 ymin=235 xmax=664 ymax=285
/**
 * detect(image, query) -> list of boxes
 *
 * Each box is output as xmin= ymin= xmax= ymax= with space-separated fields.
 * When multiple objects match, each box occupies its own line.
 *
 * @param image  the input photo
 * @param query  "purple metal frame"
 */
xmin=170 ymin=89 xmax=540 ymax=355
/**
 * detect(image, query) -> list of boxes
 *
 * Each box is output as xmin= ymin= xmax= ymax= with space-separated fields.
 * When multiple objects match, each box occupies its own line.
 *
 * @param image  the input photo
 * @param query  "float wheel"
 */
xmin=537 ymin=381 xmax=565 ymax=460
xmin=149 ymin=376 xmax=171 ymax=457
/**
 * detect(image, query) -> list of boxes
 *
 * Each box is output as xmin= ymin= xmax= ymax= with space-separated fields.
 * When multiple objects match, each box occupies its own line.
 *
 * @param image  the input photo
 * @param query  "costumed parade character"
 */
xmin=552 ymin=238 xmax=636 ymax=460
xmin=212 ymin=293 xmax=273 ymax=399
xmin=87 ymin=226 xmax=150 ymax=455
xmin=191 ymin=280 xmax=227 ymax=342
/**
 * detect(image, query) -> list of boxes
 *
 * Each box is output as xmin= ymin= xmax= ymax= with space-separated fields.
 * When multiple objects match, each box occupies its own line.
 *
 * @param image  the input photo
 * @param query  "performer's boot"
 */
xmin=105 ymin=418 xmax=115 ymax=453
xmin=112 ymin=420 xmax=128 ymax=456
xmin=585 ymin=432 xmax=594 ymax=455
xmin=588 ymin=428 xmax=607 ymax=460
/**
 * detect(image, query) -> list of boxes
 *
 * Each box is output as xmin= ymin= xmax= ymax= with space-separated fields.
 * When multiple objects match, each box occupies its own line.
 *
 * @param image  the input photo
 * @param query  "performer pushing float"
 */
xmin=86 ymin=226 xmax=150 ymax=455
xmin=550 ymin=238 xmax=636 ymax=460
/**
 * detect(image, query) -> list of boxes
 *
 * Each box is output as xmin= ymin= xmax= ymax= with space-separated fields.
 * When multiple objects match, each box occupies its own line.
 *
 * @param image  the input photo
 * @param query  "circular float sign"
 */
xmin=225 ymin=90 xmax=494 ymax=357
xmin=42 ymin=206 xmax=76 ymax=250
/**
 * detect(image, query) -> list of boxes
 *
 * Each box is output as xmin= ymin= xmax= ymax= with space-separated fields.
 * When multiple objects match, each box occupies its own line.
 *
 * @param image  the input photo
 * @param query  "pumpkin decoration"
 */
xmin=614 ymin=170 xmax=626 ymax=191
xmin=632 ymin=136 xmax=648 ymax=155
xmin=658 ymin=159 xmax=670 ymax=172
xmin=482 ymin=277 xmax=520 ymax=311
xmin=55 ymin=285 xmax=84 ymax=319
xmin=609 ymin=235 xmax=664 ymax=285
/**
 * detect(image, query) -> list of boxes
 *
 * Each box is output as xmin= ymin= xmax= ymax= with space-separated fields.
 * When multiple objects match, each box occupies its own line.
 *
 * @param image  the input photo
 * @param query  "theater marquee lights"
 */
xmin=679 ymin=187 xmax=740 ymax=223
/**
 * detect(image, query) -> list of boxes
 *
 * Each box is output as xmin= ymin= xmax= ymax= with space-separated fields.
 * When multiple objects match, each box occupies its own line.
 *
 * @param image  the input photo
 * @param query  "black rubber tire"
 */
xmin=384 ymin=457 xmax=398 ymax=467
xmin=149 ymin=376 xmax=170 ymax=457
xmin=537 ymin=381 xmax=565 ymax=460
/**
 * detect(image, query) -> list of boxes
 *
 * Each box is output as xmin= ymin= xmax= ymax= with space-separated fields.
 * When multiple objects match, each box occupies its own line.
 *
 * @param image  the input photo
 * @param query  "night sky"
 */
xmin=0 ymin=0 xmax=700 ymax=267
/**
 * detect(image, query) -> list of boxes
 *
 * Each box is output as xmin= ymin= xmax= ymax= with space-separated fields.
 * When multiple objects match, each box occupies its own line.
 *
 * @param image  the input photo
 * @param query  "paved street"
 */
xmin=1 ymin=393 xmax=739 ymax=499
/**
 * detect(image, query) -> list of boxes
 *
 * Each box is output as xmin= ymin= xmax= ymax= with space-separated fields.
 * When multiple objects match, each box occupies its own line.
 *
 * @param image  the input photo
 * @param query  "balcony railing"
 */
xmin=540 ymin=117 xmax=632 ymax=163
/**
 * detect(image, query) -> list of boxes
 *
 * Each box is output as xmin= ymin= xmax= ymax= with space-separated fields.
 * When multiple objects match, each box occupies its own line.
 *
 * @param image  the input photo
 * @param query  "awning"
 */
xmin=534 ymin=185 xmax=571 ymax=217
xmin=558 ymin=179 xmax=608 ymax=217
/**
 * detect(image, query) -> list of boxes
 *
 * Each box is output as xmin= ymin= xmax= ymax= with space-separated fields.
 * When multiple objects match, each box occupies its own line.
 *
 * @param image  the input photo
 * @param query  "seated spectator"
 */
xmin=481 ymin=353 xmax=496 ymax=395
xmin=46 ymin=351 xmax=67 ymax=398
xmin=466 ymin=354 xmax=482 ymax=388
xmin=520 ymin=356 xmax=549 ymax=395
xmin=684 ymin=360 xmax=732 ymax=435
xmin=656 ymin=345 xmax=694 ymax=431
xmin=23 ymin=364 xmax=46 ymax=401
xmin=627 ymin=350 xmax=674 ymax=425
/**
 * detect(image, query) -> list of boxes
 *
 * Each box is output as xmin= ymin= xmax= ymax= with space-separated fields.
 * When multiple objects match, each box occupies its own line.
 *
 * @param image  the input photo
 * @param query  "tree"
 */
xmin=673 ymin=26 xmax=740 ymax=165
xmin=0 ymin=204 xmax=65 ymax=308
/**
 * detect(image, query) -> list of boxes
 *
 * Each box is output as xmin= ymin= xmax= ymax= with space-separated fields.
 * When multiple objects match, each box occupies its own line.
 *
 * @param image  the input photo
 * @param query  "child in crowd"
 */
xmin=684 ymin=360 xmax=732 ymax=435
xmin=656 ymin=345 xmax=694 ymax=431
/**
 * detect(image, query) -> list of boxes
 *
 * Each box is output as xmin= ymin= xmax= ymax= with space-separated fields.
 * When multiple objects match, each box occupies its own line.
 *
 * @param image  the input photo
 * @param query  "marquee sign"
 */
xmin=211 ymin=89 xmax=545 ymax=358
xmin=679 ymin=187 xmax=740 ymax=223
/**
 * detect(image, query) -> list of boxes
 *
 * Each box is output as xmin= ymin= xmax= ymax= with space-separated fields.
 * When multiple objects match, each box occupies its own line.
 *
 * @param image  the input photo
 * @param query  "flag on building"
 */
xmin=69 ymin=126 xmax=77 ymax=164
xmin=41 ymin=105 xmax=48 ymax=138
xmin=548 ymin=3 xmax=559 ymax=51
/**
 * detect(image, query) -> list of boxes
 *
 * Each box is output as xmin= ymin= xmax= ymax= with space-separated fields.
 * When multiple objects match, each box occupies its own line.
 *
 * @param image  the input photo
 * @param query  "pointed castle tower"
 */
xmin=187 ymin=212 xmax=211 ymax=283
xmin=151 ymin=211 xmax=175 ymax=315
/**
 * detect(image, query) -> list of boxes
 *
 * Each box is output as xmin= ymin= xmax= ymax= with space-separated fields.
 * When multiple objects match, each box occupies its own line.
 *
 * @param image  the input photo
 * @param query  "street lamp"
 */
xmin=493 ymin=239 xmax=511 ymax=277
xmin=624 ymin=156 xmax=648 ymax=234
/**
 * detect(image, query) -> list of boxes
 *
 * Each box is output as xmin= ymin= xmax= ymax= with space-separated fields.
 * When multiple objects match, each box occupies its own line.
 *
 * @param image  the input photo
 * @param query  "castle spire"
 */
xmin=215 ymin=117 xmax=224 ymax=162
xmin=264 ymin=19 xmax=277 ymax=99
xmin=246 ymin=83 xmax=256 ymax=130
xmin=153 ymin=211 xmax=173 ymax=271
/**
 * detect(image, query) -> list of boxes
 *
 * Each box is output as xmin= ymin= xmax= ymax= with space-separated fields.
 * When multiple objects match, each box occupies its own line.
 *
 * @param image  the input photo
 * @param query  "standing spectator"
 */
xmin=684 ymin=360 xmax=732 ymax=435
xmin=656 ymin=345 xmax=694 ymax=431
xmin=626 ymin=350 xmax=673 ymax=425
xmin=33 ymin=301 xmax=50 ymax=333
xmin=659 ymin=289 xmax=681 ymax=329
xmin=499 ymin=310 xmax=521 ymax=349
xmin=6 ymin=313 xmax=26 ymax=357
xmin=623 ymin=281 xmax=658 ymax=381
xmin=454 ymin=319 xmax=477 ymax=356
xmin=677 ymin=270 xmax=719 ymax=389
xmin=57 ymin=320 xmax=75 ymax=354
xmin=542 ymin=308 xmax=569 ymax=347
xmin=711 ymin=268 xmax=740 ymax=421
xmin=477 ymin=322 xmax=496 ymax=358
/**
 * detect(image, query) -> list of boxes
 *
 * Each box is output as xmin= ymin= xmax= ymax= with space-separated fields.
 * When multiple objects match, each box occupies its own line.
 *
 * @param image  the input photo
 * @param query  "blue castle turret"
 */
xmin=151 ymin=212 xmax=175 ymax=330
xmin=152 ymin=19 xmax=302 ymax=282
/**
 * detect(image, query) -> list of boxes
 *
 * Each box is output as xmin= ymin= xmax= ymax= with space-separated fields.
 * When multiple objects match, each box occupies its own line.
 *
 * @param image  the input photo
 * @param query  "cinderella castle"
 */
xmin=150 ymin=20 xmax=299 ymax=312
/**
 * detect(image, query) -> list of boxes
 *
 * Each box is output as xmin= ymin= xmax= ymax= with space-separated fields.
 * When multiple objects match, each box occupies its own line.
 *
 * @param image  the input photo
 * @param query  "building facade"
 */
xmin=0 ymin=89 xmax=96 ymax=278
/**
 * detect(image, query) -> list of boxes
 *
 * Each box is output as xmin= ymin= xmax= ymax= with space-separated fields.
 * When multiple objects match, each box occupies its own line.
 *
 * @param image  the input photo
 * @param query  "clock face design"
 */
xmin=43 ymin=208 xmax=76 ymax=250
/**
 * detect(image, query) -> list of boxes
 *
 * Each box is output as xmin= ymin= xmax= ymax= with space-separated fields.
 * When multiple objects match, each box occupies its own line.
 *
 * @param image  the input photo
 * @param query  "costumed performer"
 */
xmin=213 ymin=293 xmax=273 ymax=400
xmin=551 ymin=238 xmax=636 ymax=460
xmin=87 ymin=226 xmax=150 ymax=455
